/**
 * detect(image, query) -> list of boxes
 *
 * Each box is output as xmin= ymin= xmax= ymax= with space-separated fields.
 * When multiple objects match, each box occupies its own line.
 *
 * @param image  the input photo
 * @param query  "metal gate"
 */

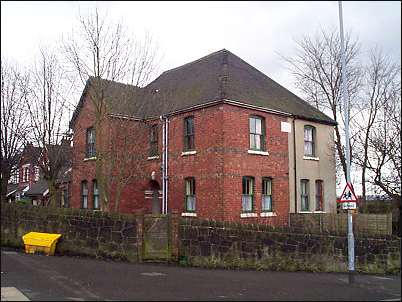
xmin=142 ymin=215 xmax=170 ymax=261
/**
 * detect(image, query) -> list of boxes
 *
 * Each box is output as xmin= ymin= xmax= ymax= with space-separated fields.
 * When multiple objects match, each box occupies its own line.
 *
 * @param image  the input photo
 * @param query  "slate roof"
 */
xmin=70 ymin=49 xmax=336 ymax=126
xmin=25 ymin=179 xmax=48 ymax=196
xmin=6 ymin=183 xmax=19 ymax=196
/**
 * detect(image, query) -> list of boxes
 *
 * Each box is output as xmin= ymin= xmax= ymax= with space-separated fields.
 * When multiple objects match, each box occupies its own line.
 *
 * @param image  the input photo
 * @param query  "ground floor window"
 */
xmin=262 ymin=177 xmax=273 ymax=212
xmin=185 ymin=177 xmax=196 ymax=212
xmin=81 ymin=181 xmax=88 ymax=209
xmin=61 ymin=188 xmax=69 ymax=208
xmin=242 ymin=176 xmax=254 ymax=212
xmin=301 ymin=179 xmax=310 ymax=211
xmin=315 ymin=180 xmax=324 ymax=211
xmin=93 ymin=180 xmax=99 ymax=209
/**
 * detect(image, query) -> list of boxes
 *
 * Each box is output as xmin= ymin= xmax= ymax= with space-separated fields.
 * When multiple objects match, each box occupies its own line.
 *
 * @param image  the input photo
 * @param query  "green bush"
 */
xmin=15 ymin=198 xmax=32 ymax=205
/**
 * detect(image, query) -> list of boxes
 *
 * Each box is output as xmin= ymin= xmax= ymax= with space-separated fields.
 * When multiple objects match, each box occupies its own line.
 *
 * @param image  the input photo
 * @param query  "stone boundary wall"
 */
xmin=1 ymin=203 xmax=140 ymax=262
xmin=2 ymin=204 xmax=400 ymax=274
xmin=179 ymin=218 xmax=401 ymax=274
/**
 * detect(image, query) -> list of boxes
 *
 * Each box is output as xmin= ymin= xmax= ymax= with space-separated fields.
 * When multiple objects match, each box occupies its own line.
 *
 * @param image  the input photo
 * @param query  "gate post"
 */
xmin=136 ymin=211 xmax=144 ymax=263
xmin=169 ymin=210 xmax=180 ymax=262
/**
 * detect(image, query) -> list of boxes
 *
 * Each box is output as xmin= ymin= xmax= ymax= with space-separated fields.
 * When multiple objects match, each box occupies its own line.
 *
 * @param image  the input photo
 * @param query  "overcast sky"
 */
xmin=1 ymin=1 xmax=401 ymax=194
xmin=2 ymin=1 xmax=401 ymax=95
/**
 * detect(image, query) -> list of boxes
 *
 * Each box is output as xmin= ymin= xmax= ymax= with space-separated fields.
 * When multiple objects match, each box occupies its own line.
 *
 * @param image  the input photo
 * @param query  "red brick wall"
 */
xmin=166 ymin=105 xmax=225 ymax=220
xmin=71 ymin=100 xmax=290 ymax=225
xmin=70 ymin=95 xmax=97 ymax=209
xmin=71 ymin=96 xmax=162 ymax=214
xmin=221 ymin=104 xmax=289 ymax=225
xmin=18 ymin=153 xmax=38 ymax=190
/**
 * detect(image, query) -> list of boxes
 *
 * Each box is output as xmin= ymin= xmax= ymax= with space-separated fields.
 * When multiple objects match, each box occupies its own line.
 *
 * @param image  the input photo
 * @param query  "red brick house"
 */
xmin=70 ymin=49 xmax=337 ymax=225
xmin=6 ymin=143 xmax=72 ymax=207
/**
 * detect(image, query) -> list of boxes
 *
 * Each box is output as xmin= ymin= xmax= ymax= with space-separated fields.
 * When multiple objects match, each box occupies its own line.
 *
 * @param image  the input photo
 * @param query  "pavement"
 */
xmin=1 ymin=247 xmax=401 ymax=301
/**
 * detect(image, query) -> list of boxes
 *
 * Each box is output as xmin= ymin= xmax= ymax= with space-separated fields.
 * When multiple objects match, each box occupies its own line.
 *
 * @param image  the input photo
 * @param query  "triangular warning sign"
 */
xmin=338 ymin=183 xmax=358 ymax=203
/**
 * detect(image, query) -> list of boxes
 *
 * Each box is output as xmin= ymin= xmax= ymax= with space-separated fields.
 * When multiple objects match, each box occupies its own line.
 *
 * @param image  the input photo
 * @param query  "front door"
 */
xmin=152 ymin=189 xmax=161 ymax=214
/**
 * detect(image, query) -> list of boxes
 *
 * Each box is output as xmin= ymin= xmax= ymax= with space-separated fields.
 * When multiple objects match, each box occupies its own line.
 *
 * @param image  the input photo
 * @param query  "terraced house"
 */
xmin=69 ymin=49 xmax=337 ymax=225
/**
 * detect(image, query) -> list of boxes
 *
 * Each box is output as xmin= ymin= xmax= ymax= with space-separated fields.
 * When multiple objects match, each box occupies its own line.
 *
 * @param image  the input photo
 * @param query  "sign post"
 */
xmin=338 ymin=1 xmax=356 ymax=285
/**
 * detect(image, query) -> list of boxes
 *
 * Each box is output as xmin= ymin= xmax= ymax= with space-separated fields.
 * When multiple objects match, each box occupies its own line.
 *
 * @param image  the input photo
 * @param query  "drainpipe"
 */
xmin=160 ymin=115 xmax=165 ymax=214
xmin=293 ymin=118 xmax=297 ymax=214
xmin=165 ymin=117 xmax=169 ymax=214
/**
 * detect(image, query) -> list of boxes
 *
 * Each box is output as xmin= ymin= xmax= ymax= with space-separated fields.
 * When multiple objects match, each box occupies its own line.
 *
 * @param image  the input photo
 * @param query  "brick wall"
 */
xmin=71 ymin=100 xmax=290 ymax=225
xmin=221 ymin=104 xmax=289 ymax=224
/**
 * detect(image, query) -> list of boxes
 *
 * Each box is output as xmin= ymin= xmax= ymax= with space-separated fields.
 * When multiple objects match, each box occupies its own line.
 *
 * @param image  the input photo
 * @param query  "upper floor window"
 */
xmin=34 ymin=166 xmax=40 ymax=181
xmin=304 ymin=125 xmax=316 ymax=156
xmin=185 ymin=177 xmax=196 ymax=212
xmin=300 ymin=179 xmax=310 ymax=211
xmin=93 ymin=180 xmax=99 ymax=209
xmin=22 ymin=165 xmax=30 ymax=182
xmin=262 ymin=177 xmax=273 ymax=212
xmin=11 ymin=169 xmax=19 ymax=184
xmin=81 ymin=180 xmax=88 ymax=209
xmin=184 ymin=116 xmax=195 ymax=151
xmin=149 ymin=124 xmax=158 ymax=157
xmin=249 ymin=116 xmax=265 ymax=151
xmin=315 ymin=180 xmax=324 ymax=211
xmin=242 ymin=176 xmax=254 ymax=212
xmin=86 ymin=127 xmax=96 ymax=158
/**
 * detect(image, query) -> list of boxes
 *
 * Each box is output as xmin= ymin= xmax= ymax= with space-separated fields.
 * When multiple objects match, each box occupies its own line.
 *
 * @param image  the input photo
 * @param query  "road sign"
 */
xmin=338 ymin=182 xmax=358 ymax=203
xmin=341 ymin=202 xmax=357 ymax=210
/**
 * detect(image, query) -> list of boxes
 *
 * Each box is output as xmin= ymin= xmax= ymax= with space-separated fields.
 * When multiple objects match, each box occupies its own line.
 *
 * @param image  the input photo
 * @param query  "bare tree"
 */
xmin=23 ymin=47 xmax=73 ymax=207
xmin=282 ymin=29 xmax=362 ymax=184
xmin=353 ymin=48 xmax=400 ymax=201
xmin=1 ymin=59 xmax=30 ymax=202
xmin=63 ymin=9 xmax=160 ymax=212
xmin=364 ymin=78 xmax=401 ymax=201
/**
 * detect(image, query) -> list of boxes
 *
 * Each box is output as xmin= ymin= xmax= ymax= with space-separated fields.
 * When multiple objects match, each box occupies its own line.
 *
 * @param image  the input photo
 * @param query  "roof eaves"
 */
xmin=109 ymin=113 xmax=143 ymax=121
xmin=293 ymin=114 xmax=338 ymax=126
xmin=69 ymin=78 xmax=91 ymax=129
xmin=223 ymin=99 xmax=292 ymax=117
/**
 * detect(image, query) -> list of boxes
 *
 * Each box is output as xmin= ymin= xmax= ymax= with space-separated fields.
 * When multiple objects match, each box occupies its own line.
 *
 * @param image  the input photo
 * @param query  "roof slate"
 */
xmin=71 ymin=49 xmax=336 ymax=125
xmin=25 ymin=179 xmax=48 ymax=196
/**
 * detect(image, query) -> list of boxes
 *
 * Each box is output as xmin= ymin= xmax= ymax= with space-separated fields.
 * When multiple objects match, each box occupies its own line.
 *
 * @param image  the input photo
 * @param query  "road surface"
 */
xmin=1 ymin=248 xmax=400 ymax=301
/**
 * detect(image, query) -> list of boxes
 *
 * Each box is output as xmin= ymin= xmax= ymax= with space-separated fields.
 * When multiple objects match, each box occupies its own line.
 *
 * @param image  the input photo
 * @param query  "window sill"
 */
xmin=298 ymin=211 xmax=313 ymax=214
xmin=248 ymin=150 xmax=269 ymax=156
xmin=260 ymin=212 xmax=277 ymax=217
xmin=181 ymin=150 xmax=197 ymax=156
xmin=303 ymin=156 xmax=319 ymax=161
xmin=240 ymin=213 xmax=258 ymax=218
xmin=84 ymin=157 xmax=96 ymax=161
xmin=182 ymin=212 xmax=197 ymax=217
xmin=147 ymin=156 xmax=160 ymax=160
xmin=313 ymin=211 xmax=326 ymax=213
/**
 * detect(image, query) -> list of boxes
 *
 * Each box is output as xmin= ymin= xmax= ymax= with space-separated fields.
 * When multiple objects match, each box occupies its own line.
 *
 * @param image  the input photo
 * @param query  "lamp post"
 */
xmin=338 ymin=0 xmax=355 ymax=284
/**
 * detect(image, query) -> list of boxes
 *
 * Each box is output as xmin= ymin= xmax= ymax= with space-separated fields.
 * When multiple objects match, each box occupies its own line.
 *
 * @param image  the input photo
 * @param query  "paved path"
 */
xmin=1 ymin=248 xmax=400 ymax=301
